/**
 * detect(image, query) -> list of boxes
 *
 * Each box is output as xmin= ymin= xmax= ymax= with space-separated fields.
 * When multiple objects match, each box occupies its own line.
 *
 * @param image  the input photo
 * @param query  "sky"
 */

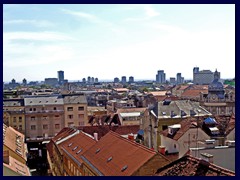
xmin=3 ymin=4 xmax=235 ymax=83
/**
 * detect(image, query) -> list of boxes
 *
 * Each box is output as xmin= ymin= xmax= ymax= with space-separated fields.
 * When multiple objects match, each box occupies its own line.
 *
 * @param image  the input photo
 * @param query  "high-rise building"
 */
xmin=22 ymin=78 xmax=27 ymax=86
xmin=156 ymin=70 xmax=166 ymax=84
xmin=82 ymin=78 xmax=86 ymax=83
xmin=114 ymin=77 xmax=119 ymax=83
xmin=170 ymin=77 xmax=176 ymax=85
xmin=91 ymin=77 xmax=94 ymax=83
xmin=176 ymin=73 xmax=183 ymax=84
xmin=87 ymin=76 xmax=91 ymax=83
xmin=58 ymin=70 xmax=64 ymax=85
xmin=95 ymin=78 xmax=98 ymax=83
xmin=121 ymin=76 xmax=127 ymax=84
xmin=193 ymin=67 xmax=218 ymax=85
xmin=129 ymin=76 xmax=134 ymax=83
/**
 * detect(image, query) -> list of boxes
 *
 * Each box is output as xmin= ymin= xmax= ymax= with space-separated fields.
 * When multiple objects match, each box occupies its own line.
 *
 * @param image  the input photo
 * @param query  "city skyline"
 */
xmin=3 ymin=4 xmax=235 ymax=82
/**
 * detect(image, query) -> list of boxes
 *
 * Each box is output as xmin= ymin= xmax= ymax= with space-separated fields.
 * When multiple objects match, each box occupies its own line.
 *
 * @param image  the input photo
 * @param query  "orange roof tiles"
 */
xmin=81 ymin=131 xmax=156 ymax=176
xmin=181 ymin=89 xmax=208 ymax=98
xmin=61 ymin=132 xmax=97 ymax=164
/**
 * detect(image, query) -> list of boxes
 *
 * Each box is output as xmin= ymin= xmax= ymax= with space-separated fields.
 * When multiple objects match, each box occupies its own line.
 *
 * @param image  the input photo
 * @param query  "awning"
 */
xmin=137 ymin=129 xmax=144 ymax=136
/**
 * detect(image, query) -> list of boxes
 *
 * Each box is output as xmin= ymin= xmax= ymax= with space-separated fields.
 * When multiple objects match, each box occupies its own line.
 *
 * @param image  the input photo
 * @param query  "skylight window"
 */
xmin=95 ymin=148 xmax=100 ymax=154
xmin=121 ymin=165 xmax=128 ymax=172
xmin=68 ymin=143 xmax=73 ymax=147
xmin=76 ymin=149 xmax=82 ymax=154
xmin=72 ymin=146 xmax=78 ymax=151
xmin=107 ymin=156 xmax=112 ymax=162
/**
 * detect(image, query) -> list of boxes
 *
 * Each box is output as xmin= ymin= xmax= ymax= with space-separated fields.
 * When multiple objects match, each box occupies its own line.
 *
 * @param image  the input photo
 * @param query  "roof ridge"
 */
xmin=107 ymin=131 xmax=156 ymax=154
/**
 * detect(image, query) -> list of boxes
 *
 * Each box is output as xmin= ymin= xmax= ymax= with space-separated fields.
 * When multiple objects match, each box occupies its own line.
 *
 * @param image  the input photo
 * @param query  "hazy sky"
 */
xmin=3 ymin=4 xmax=235 ymax=82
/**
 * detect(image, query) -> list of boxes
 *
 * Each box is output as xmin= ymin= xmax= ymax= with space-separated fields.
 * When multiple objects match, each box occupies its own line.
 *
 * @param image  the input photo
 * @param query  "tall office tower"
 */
xmin=193 ymin=67 xmax=199 ymax=74
xmin=22 ymin=78 xmax=27 ymax=86
xmin=58 ymin=70 xmax=64 ymax=85
xmin=82 ymin=78 xmax=86 ymax=83
xmin=11 ymin=79 xmax=16 ymax=84
xmin=87 ymin=76 xmax=91 ymax=83
xmin=121 ymin=76 xmax=127 ymax=84
xmin=156 ymin=70 xmax=166 ymax=84
xmin=114 ymin=77 xmax=119 ymax=83
xmin=176 ymin=73 xmax=182 ymax=84
xmin=129 ymin=76 xmax=134 ymax=83
xmin=91 ymin=77 xmax=94 ymax=83
xmin=95 ymin=78 xmax=98 ymax=83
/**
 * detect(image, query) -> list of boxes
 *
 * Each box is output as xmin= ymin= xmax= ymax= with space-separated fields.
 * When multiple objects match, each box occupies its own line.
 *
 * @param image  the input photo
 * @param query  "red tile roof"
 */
xmin=78 ymin=125 xmax=140 ymax=140
xmin=155 ymin=155 xmax=235 ymax=176
xmin=81 ymin=131 xmax=157 ymax=176
xmin=181 ymin=89 xmax=208 ymax=98
xmin=161 ymin=118 xmax=201 ymax=140
xmin=61 ymin=132 xmax=97 ymax=164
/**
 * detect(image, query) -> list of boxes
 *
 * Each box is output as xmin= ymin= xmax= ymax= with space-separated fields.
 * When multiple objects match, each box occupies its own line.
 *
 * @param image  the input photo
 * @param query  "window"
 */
xmin=78 ymin=114 xmax=84 ymax=120
xmin=78 ymin=106 xmax=84 ymax=111
xmin=68 ymin=122 xmax=74 ymax=127
xmin=29 ymin=108 xmax=32 ymax=111
xmin=33 ymin=108 xmax=36 ymax=111
xmin=43 ymin=124 xmax=48 ymax=130
xmin=67 ymin=107 xmax=73 ymax=111
xmin=55 ymin=115 xmax=59 ymax=118
xmin=79 ymin=121 xmax=84 ymax=126
xmin=19 ymin=125 xmax=22 ymax=131
xmin=31 ymin=125 xmax=36 ymax=130
xmin=68 ymin=115 xmax=73 ymax=119
xmin=18 ymin=117 xmax=22 ymax=123
xmin=53 ymin=107 xmax=57 ymax=110
xmin=42 ymin=107 xmax=45 ymax=111
xmin=55 ymin=124 xmax=60 ymax=129
xmin=31 ymin=116 xmax=35 ymax=121
xmin=13 ymin=117 xmax=17 ymax=123
xmin=42 ymin=116 xmax=48 ymax=120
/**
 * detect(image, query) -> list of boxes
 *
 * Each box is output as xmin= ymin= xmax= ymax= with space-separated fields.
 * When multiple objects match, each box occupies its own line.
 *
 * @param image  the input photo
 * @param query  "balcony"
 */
xmin=25 ymin=110 xmax=64 ymax=114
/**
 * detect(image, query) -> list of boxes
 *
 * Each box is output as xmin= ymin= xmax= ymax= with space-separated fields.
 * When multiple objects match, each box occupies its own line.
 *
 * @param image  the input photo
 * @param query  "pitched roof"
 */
xmin=3 ymin=124 xmax=27 ymax=161
xmin=63 ymin=95 xmax=87 ymax=104
xmin=225 ymin=113 xmax=235 ymax=136
xmin=81 ymin=131 xmax=156 ymax=176
xmin=61 ymin=132 xmax=97 ymax=165
xmin=155 ymin=155 xmax=235 ymax=176
xmin=78 ymin=125 xmax=140 ymax=140
xmin=24 ymin=96 xmax=63 ymax=106
xmin=181 ymin=89 xmax=208 ymax=98
xmin=161 ymin=119 xmax=201 ymax=140
xmin=148 ymin=91 xmax=167 ymax=96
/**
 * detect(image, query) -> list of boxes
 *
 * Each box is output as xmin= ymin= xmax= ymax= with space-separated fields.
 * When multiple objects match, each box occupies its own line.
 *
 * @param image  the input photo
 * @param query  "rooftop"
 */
xmin=155 ymin=155 xmax=235 ymax=176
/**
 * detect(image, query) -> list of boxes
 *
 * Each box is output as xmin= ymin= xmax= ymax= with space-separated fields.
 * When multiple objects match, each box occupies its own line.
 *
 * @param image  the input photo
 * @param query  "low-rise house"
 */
xmin=155 ymin=155 xmax=235 ymax=176
xmin=160 ymin=119 xmax=210 ymax=158
xmin=80 ymin=131 xmax=171 ymax=176
xmin=3 ymin=123 xmax=28 ymax=164
xmin=142 ymin=100 xmax=211 ymax=151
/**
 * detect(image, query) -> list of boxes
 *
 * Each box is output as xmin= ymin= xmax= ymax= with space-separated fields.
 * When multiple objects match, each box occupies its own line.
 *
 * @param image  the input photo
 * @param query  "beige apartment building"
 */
xmin=63 ymin=94 xmax=88 ymax=127
xmin=3 ymin=99 xmax=25 ymax=134
xmin=24 ymin=96 xmax=65 ymax=141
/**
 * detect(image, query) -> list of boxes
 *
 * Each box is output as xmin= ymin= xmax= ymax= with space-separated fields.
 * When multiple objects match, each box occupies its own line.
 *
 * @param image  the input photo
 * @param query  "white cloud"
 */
xmin=4 ymin=19 xmax=55 ymax=28
xmin=61 ymin=8 xmax=99 ymax=23
xmin=4 ymin=31 xmax=74 ymax=42
xmin=144 ymin=6 xmax=160 ymax=17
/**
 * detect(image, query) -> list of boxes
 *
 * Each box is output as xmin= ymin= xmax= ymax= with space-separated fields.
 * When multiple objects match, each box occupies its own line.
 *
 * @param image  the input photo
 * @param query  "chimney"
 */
xmin=158 ymin=146 xmax=166 ymax=155
xmin=200 ymin=153 xmax=213 ymax=163
xmin=93 ymin=133 xmax=98 ymax=141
